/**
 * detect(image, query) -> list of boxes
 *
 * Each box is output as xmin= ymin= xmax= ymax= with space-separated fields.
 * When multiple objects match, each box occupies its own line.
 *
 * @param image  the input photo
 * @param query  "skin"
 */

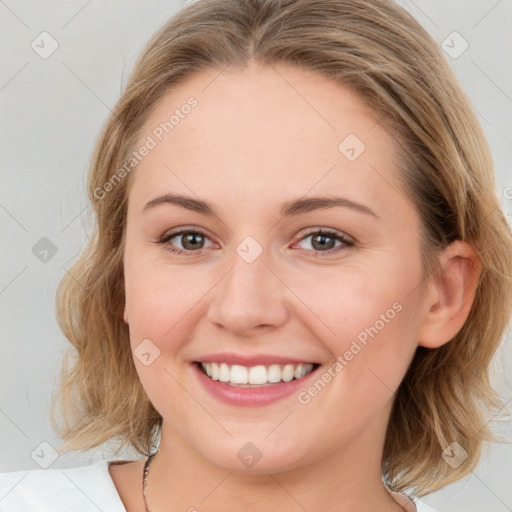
xmin=110 ymin=60 xmax=480 ymax=512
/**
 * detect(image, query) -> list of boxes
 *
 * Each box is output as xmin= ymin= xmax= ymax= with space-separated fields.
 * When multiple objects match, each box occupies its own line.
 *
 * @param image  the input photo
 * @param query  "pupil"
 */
xmin=183 ymin=233 xmax=203 ymax=250
xmin=313 ymin=234 xmax=334 ymax=250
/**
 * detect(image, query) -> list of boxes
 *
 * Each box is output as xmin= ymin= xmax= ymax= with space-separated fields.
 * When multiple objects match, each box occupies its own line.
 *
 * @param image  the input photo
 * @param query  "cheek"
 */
xmin=290 ymin=258 xmax=423 ymax=400
xmin=292 ymin=258 xmax=419 ymax=343
xmin=290 ymin=270 xmax=422 ymax=440
xmin=123 ymin=250 xmax=218 ymax=342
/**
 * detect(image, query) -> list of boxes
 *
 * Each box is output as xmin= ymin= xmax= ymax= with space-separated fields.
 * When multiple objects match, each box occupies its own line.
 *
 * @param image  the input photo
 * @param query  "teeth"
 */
xmin=219 ymin=363 xmax=230 ymax=382
xmin=231 ymin=364 xmax=248 ymax=384
xmin=248 ymin=365 xmax=267 ymax=385
xmin=282 ymin=364 xmax=295 ymax=382
xmin=267 ymin=364 xmax=281 ymax=383
xmin=200 ymin=362 xmax=315 ymax=386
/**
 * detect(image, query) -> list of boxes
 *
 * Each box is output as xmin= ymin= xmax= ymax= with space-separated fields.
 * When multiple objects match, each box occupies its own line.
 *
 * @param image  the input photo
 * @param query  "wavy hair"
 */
xmin=50 ymin=0 xmax=512 ymax=497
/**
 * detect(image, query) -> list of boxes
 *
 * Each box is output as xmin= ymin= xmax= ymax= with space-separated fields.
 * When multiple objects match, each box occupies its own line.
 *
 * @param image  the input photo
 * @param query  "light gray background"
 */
xmin=1 ymin=1 xmax=511 ymax=511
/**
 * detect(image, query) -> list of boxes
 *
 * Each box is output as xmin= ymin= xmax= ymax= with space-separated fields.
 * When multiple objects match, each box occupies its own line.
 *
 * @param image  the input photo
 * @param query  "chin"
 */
xmin=196 ymin=438 xmax=312 ymax=475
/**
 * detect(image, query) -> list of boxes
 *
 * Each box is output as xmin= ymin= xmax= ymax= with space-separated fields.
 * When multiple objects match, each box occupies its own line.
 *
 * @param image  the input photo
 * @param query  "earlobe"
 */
xmin=418 ymin=240 xmax=481 ymax=349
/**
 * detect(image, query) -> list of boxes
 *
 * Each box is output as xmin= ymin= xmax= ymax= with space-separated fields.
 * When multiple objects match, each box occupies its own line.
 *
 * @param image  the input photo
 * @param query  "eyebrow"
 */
xmin=142 ymin=193 xmax=379 ymax=219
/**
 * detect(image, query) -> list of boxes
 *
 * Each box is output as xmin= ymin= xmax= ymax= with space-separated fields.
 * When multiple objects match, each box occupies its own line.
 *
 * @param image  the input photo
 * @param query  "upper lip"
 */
xmin=194 ymin=353 xmax=319 ymax=366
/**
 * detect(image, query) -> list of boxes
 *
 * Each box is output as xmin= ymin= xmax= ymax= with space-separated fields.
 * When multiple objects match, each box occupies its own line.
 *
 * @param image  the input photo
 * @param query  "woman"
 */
xmin=1 ymin=0 xmax=510 ymax=510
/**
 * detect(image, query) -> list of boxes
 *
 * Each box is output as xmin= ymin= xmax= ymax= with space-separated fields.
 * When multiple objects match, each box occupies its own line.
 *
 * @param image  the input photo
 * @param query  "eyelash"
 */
xmin=156 ymin=227 xmax=354 ymax=257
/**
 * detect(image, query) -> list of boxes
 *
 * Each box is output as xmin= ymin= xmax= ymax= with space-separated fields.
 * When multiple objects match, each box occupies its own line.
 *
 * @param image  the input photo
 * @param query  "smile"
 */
xmin=197 ymin=362 xmax=319 ymax=387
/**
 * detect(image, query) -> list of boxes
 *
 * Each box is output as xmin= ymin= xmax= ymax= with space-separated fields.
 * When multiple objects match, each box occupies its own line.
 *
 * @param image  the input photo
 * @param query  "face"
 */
xmin=123 ymin=60 xmax=428 ymax=473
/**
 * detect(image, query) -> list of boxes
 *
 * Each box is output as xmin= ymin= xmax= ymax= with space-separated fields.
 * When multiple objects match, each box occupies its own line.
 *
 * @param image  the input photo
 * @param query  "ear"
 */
xmin=418 ymin=240 xmax=481 ymax=349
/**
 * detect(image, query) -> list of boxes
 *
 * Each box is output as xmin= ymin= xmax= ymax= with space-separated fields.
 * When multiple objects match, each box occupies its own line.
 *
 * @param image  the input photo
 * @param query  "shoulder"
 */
xmin=0 ymin=459 xmax=128 ymax=512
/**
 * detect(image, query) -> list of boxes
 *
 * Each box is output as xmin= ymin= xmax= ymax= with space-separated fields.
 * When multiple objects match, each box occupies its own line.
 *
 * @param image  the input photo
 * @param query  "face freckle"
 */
xmin=122 ymin=60 xmax=428 ymax=474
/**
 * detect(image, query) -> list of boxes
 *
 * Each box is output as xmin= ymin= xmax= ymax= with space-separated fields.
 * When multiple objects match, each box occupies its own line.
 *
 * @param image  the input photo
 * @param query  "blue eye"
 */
xmin=156 ymin=228 xmax=354 ymax=256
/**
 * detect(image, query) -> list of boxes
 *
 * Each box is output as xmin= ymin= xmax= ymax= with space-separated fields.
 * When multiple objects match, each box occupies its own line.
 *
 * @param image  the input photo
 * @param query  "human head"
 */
xmin=51 ymin=0 xmax=512 ymax=497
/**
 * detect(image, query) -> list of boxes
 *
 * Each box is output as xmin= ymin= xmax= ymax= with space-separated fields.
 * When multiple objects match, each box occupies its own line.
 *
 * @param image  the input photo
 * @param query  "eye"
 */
xmin=157 ymin=228 xmax=215 ymax=255
xmin=293 ymin=229 xmax=354 ymax=256
xmin=156 ymin=227 xmax=354 ymax=257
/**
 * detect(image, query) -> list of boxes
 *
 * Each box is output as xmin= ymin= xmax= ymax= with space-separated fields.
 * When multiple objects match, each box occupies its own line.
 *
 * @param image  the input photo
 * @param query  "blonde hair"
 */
xmin=50 ymin=0 xmax=512 ymax=497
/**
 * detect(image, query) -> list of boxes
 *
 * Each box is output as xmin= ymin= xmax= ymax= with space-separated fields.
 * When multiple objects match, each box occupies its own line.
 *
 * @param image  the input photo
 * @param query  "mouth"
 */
xmin=194 ymin=361 xmax=321 ymax=387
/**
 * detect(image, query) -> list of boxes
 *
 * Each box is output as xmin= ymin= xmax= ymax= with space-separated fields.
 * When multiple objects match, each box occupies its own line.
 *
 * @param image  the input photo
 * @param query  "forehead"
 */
xmin=127 ymin=61 xmax=409 ymax=219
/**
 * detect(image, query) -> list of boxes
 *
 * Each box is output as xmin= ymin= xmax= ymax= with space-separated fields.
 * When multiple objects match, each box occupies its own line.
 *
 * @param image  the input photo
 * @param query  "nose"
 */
xmin=206 ymin=246 xmax=289 ymax=338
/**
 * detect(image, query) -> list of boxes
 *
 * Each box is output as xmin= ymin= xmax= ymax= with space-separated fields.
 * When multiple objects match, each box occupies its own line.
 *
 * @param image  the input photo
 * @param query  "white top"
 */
xmin=0 ymin=460 xmax=438 ymax=511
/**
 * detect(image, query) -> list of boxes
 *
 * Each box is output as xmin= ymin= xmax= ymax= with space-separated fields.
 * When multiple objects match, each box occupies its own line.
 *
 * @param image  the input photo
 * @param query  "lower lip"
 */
xmin=193 ymin=363 xmax=320 ymax=406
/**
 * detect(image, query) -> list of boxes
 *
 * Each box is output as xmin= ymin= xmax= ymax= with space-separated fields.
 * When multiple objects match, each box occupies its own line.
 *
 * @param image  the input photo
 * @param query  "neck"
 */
xmin=146 ymin=403 xmax=404 ymax=512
